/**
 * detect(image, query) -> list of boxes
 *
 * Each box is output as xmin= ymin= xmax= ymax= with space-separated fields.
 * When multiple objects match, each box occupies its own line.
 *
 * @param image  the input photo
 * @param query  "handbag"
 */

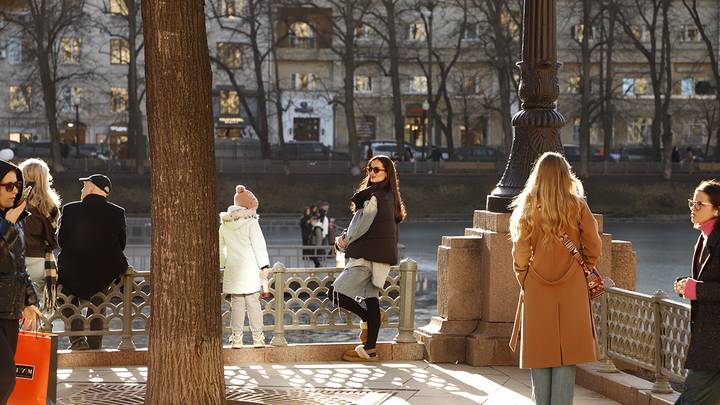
xmin=8 ymin=331 xmax=58 ymax=405
xmin=560 ymin=233 xmax=605 ymax=300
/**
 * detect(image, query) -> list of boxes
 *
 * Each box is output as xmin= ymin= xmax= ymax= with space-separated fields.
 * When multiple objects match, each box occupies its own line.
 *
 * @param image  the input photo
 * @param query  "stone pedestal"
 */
xmin=416 ymin=209 xmax=637 ymax=367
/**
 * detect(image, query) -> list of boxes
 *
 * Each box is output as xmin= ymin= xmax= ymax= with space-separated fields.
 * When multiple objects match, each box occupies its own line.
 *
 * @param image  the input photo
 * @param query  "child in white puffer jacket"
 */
xmin=219 ymin=185 xmax=270 ymax=348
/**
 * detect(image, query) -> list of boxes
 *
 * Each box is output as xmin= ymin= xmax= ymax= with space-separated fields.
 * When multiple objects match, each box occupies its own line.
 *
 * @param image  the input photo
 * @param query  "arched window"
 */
xmin=289 ymin=22 xmax=315 ymax=48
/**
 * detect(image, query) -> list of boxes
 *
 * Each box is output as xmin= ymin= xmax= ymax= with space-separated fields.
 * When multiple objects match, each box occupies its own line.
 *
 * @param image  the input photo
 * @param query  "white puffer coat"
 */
xmin=219 ymin=206 xmax=270 ymax=295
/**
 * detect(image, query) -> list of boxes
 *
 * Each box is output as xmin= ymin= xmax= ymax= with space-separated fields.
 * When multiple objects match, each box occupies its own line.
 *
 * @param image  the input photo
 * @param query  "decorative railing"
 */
xmin=593 ymin=280 xmax=691 ymax=393
xmin=124 ymin=244 xmax=406 ymax=271
xmin=39 ymin=259 xmax=418 ymax=349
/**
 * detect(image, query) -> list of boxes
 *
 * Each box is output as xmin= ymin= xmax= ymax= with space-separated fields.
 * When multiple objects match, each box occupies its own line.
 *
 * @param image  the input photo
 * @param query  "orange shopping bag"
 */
xmin=7 ymin=331 xmax=57 ymax=405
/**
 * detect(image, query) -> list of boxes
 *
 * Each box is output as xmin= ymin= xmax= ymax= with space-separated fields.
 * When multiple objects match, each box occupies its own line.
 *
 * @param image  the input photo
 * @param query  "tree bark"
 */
xmin=382 ymin=0 xmax=405 ymax=158
xmin=126 ymin=0 xmax=145 ymax=174
xmin=578 ymin=0 xmax=593 ymax=178
xmin=142 ymin=0 xmax=224 ymax=403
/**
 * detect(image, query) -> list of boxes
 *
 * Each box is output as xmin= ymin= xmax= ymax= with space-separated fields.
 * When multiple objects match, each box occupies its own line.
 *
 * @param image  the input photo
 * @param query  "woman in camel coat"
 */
xmin=509 ymin=152 xmax=602 ymax=405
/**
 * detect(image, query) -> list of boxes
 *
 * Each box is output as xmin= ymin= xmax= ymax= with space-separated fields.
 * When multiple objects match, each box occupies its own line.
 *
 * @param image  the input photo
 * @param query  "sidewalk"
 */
xmin=57 ymin=361 xmax=620 ymax=404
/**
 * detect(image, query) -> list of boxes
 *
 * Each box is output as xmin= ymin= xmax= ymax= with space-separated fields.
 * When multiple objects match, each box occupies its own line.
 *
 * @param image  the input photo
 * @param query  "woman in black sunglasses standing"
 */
xmin=674 ymin=179 xmax=720 ymax=405
xmin=333 ymin=155 xmax=406 ymax=362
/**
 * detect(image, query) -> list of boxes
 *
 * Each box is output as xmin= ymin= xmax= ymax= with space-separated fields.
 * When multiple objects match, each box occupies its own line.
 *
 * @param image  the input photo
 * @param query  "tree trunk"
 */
xmin=497 ymin=67 xmax=514 ymax=154
xmin=343 ymin=56 xmax=360 ymax=169
xmin=36 ymin=50 xmax=64 ymax=172
xmin=142 ymin=0 xmax=225 ymax=403
xmin=578 ymin=0 xmax=593 ymax=178
xmin=661 ymin=0 xmax=673 ymax=179
xmin=127 ymin=0 xmax=145 ymax=174
xmin=384 ymin=1 xmax=405 ymax=158
xmin=601 ymin=2 xmax=616 ymax=163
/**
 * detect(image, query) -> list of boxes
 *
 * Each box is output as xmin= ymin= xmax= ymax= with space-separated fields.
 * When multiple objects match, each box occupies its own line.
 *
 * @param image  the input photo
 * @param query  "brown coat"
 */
xmin=509 ymin=199 xmax=602 ymax=369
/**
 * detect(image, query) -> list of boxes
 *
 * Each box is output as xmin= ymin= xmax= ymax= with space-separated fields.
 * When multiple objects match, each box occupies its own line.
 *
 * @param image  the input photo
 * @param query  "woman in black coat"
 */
xmin=674 ymin=179 xmax=720 ymax=405
xmin=0 ymin=159 xmax=41 ymax=404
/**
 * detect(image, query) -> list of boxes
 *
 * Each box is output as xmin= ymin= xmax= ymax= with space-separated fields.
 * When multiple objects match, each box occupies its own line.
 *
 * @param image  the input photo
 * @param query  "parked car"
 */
xmin=15 ymin=141 xmax=51 ymax=158
xmin=362 ymin=140 xmax=421 ymax=160
xmin=454 ymin=146 xmax=502 ymax=162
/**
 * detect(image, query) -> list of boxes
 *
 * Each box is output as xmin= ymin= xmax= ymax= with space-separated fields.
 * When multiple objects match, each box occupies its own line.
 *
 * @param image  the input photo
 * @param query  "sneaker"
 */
xmin=342 ymin=344 xmax=379 ymax=362
xmin=67 ymin=338 xmax=90 ymax=351
xmin=359 ymin=311 xmax=386 ymax=345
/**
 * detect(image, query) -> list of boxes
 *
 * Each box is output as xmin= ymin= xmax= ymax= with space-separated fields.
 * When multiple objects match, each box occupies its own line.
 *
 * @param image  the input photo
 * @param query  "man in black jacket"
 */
xmin=0 ymin=159 xmax=41 ymax=403
xmin=58 ymin=174 xmax=128 ymax=350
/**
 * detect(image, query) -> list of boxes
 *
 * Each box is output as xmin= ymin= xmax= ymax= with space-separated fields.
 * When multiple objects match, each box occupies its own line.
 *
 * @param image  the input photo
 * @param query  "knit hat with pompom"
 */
xmin=233 ymin=185 xmax=259 ymax=210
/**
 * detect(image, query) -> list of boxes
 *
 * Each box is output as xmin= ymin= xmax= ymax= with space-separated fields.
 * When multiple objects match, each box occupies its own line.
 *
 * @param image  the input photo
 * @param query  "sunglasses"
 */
xmin=0 ymin=181 xmax=21 ymax=192
xmin=366 ymin=166 xmax=386 ymax=174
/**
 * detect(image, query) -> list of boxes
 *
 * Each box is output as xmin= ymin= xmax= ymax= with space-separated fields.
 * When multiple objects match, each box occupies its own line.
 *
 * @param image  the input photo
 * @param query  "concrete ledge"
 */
xmin=576 ymin=362 xmax=680 ymax=405
xmin=57 ymin=341 xmax=425 ymax=368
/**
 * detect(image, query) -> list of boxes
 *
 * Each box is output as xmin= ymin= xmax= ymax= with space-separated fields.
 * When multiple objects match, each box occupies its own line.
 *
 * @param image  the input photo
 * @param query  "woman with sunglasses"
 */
xmin=0 ymin=159 xmax=40 ymax=403
xmin=333 ymin=155 xmax=406 ymax=362
xmin=673 ymin=180 xmax=720 ymax=405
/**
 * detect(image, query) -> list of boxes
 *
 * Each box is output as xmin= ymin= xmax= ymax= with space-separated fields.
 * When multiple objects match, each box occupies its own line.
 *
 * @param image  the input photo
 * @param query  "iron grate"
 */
xmin=58 ymin=383 xmax=396 ymax=405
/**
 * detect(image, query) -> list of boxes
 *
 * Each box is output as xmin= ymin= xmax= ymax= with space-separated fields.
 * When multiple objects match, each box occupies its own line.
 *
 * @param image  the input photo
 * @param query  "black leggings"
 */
xmin=337 ymin=293 xmax=380 ymax=350
xmin=0 ymin=319 xmax=19 ymax=404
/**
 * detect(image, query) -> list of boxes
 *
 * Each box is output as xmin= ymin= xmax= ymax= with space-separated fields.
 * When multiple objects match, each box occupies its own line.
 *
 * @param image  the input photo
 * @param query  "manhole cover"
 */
xmin=58 ymin=383 xmax=396 ymax=405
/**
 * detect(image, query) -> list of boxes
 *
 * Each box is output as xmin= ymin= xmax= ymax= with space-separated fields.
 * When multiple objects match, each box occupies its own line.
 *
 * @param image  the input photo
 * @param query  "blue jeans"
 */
xmin=531 ymin=365 xmax=576 ymax=405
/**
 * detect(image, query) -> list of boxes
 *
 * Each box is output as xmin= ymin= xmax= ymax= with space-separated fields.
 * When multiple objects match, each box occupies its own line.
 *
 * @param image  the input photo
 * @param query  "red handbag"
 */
xmin=560 ymin=233 xmax=606 ymax=300
xmin=7 ymin=331 xmax=57 ymax=405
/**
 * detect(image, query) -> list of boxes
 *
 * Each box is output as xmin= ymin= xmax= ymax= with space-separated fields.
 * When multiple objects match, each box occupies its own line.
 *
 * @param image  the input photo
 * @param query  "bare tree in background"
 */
xmin=91 ymin=0 xmax=146 ymax=173
xmin=1 ymin=0 xmax=90 ymax=172
xmin=471 ymin=0 xmax=522 ymax=155
xmin=616 ymin=0 xmax=674 ymax=177
xmin=682 ymin=0 xmax=720 ymax=161
xmin=208 ymin=0 xmax=274 ymax=159
xmin=142 ymin=0 xmax=225 ymax=401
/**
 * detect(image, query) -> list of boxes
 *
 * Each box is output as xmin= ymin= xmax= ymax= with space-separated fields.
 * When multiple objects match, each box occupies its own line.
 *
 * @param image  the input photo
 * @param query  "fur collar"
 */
xmin=219 ymin=205 xmax=258 ymax=222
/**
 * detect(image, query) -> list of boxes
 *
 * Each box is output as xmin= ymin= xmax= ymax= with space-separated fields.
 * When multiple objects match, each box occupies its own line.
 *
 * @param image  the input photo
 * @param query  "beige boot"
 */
xmin=230 ymin=332 xmax=243 ymax=349
xmin=252 ymin=331 xmax=265 ymax=348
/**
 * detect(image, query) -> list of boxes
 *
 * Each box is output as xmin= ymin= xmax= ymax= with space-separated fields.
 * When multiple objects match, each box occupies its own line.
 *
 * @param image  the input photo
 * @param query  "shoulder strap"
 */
xmin=559 ymin=233 xmax=588 ymax=269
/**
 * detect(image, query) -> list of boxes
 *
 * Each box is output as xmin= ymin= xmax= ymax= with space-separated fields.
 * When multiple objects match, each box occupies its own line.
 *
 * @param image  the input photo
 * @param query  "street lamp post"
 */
xmin=422 ymin=100 xmax=429 ymax=161
xmin=423 ymin=1 xmax=435 ymax=149
xmin=486 ymin=0 xmax=565 ymax=212
xmin=74 ymin=104 xmax=80 ymax=158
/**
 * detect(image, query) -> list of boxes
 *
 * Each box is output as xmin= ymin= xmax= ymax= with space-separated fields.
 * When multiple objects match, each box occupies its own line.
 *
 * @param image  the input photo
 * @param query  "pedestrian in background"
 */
xmin=19 ymin=158 xmax=61 ymax=311
xmin=0 ymin=159 xmax=41 ymax=403
xmin=334 ymin=155 xmax=406 ymax=362
xmin=220 ymin=185 xmax=270 ymax=348
xmin=509 ymin=152 xmax=602 ymax=405
xmin=674 ymin=179 xmax=720 ymax=405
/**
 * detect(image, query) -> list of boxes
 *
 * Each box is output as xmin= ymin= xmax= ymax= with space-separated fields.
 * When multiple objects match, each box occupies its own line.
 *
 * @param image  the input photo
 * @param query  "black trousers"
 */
xmin=0 ymin=319 xmax=19 ymax=404
xmin=61 ymin=295 xmax=106 ymax=349
xmin=337 ymin=293 xmax=380 ymax=350
xmin=675 ymin=369 xmax=720 ymax=405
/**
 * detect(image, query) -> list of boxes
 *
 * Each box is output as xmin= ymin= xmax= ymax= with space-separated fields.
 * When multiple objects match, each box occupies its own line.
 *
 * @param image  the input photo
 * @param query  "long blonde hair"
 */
xmin=19 ymin=158 xmax=61 ymax=218
xmin=509 ymin=152 xmax=585 ymax=245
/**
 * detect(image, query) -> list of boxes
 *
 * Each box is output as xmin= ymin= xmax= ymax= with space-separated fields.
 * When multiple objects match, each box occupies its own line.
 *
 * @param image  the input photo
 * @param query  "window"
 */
xmin=626 ymin=117 xmax=652 ymax=145
xmin=221 ymin=0 xmax=242 ymax=18
xmin=566 ymin=76 xmax=581 ymax=94
xmin=463 ymin=22 xmax=479 ymax=41
xmin=408 ymin=76 xmax=428 ymax=94
xmin=696 ymin=80 xmax=714 ymax=95
xmin=9 ymin=85 xmax=30 ymax=112
xmin=354 ymin=24 xmax=371 ymax=42
xmin=501 ymin=10 xmax=520 ymax=41
xmin=289 ymin=22 xmax=315 ymax=48
xmin=622 ymin=78 xmax=648 ymax=97
xmin=217 ymin=42 xmax=243 ymax=69
xmin=60 ymin=37 xmax=81 ymax=64
xmin=635 ymin=78 xmax=649 ymax=95
xmin=219 ymin=89 xmax=240 ymax=115
xmin=572 ymin=24 xmax=595 ymax=42
xmin=408 ymin=22 xmax=426 ymax=41
xmin=110 ymin=39 xmax=130 ymax=64
xmin=7 ymin=39 xmax=21 ymax=65
xmin=630 ymin=25 xmax=651 ymax=42
xmin=679 ymin=24 xmax=702 ymax=43
xmin=354 ymin=75 xmax=372 ymax=94
xmin=292 ymin=73 xmax=317 ymax=90
xmin=111 ymin=87 xmax=128 ymax=112
xmin=681 ymin=77 xmax=695 ymax=97
xmin=59 ymin=86 xmax=81 ymax=113
xmin=622 ymin=78 xmax=635 ymax=97
xmin=463 ymin=76 xmax=479 ymax=95
xmin=110 ymin=0 xmax=128 ymax=15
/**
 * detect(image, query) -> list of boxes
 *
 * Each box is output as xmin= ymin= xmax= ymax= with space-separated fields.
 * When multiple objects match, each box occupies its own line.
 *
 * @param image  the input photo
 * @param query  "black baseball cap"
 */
xmin=79 ymin=174 xmax=112 ymax=194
